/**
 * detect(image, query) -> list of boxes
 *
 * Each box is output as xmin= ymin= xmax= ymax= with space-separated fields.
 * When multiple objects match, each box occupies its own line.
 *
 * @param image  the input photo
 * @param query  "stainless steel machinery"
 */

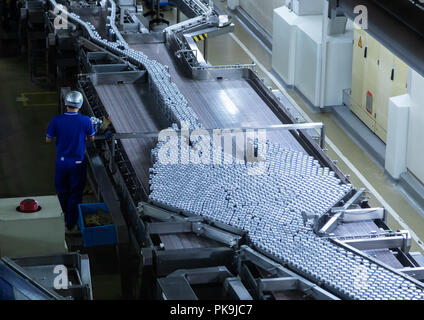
xmin=0 ymin=252 xmax=92 ymax=300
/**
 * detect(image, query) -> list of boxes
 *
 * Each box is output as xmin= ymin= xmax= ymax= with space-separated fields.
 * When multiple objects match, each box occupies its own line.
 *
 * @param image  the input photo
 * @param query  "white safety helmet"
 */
xmin=64 ymin=91 xmax=84 ymax=109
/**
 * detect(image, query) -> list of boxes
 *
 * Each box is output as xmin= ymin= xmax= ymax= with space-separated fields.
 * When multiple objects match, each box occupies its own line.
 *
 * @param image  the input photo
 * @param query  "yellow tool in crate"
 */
xmin=84 ymin=209 xmax=113 ymax=227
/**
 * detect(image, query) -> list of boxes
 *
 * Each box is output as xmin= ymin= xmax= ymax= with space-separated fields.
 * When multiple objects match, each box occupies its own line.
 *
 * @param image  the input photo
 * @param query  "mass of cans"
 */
xmin=90 ymin=116 xmax=103 ymax=134
xmin=149 ymin=137 xmax=424 ymax=300
xmin=57 ymin=0 xmax=201 ymax=130
xmin=48 ymin=0 xmax=424 ymax=300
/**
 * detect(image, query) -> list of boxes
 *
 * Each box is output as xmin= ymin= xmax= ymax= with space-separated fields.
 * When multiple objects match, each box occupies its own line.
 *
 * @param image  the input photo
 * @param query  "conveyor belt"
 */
xmin=333 ymin=221 xmax=381 ymax=237
xmin=364 ymin=249 xmax=404 ymax=269
xmin=99 ymin=34 xmax=408 ymax=274
xmin=73 ymin=7 xmax=108 ymax=38
xmin=160 ymin=233 xmax=221 ymax=250
xmin=131 ymin=43 xmax=304 ymax=152
xmin=95 ymin=83 xmax=164 ymax=190
xmin=95 ymin=83 xmax=224 ymax=249
xmin=332 ymin=221 xmax=405 ymax=269
xmin=333 ymin=222 xmax=405 ymax=269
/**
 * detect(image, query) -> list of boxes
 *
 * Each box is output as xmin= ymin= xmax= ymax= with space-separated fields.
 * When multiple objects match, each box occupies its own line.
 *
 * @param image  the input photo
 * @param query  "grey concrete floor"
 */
xmin=0 ymin=56 xmax=57 ymax=198
xmin=0 ymin=54 xmax=122 ymax=299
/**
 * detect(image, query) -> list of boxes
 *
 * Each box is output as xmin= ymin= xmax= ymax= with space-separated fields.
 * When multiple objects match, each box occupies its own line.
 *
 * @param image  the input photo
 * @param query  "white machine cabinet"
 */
xmin=272 ymin=5 xmax=354 ymax=107
xmin=292 ymin=0 xmax=324 ymax=16
xmin=0 ymin=195 xmax=66 ymax=257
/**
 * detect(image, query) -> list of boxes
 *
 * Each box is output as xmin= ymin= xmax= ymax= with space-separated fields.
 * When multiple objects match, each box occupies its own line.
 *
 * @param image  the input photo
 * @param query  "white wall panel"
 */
xmin=385 ymin=94 xmax=411 ymax=179
xmin=406 ymin=70 xmax=424 ymax=184
xmin=272 ymin=6 xmax=298 ymax=85
xmin=240 ymin=0 xmax=284 ymax=34
xmin=272 ymin=9 xmax=353 ymax=107
xmin=294 ymin=17 xmax=322 ymax=106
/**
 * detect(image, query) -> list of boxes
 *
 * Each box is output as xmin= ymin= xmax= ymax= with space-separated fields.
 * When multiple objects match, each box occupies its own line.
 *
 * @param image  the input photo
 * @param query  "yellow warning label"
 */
xmin=358 ymin=36 xmax=363 ymax=48
xmin=193 ymin=33 xmax=208 ymax=42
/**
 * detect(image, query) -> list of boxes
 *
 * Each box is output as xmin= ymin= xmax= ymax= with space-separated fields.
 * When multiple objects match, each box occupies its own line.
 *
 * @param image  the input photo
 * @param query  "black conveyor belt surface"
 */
xmin=95 ymin=83 xmax=162 ymax=191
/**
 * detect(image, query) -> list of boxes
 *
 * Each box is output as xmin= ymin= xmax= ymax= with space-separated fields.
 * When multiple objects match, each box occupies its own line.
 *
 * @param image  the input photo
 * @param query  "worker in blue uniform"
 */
xmin=46 ymin=91 xmax=95 ymax=233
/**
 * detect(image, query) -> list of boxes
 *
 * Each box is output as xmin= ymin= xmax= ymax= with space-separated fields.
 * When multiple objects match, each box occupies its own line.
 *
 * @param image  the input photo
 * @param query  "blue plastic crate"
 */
xmin=78 ymin=203 xmax=117 ymax=247
xmin=146 ymin=0 xmax=174 ymax=6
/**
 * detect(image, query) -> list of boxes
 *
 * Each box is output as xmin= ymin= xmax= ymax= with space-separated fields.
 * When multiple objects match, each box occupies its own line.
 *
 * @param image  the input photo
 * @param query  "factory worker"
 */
xmin=46 ymin=91 xmax=95 ymax=234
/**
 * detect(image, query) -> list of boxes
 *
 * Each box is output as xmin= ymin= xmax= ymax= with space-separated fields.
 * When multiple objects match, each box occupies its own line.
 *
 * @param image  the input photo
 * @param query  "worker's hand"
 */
xmin=46 ymin=137 xmax=53 ymax=143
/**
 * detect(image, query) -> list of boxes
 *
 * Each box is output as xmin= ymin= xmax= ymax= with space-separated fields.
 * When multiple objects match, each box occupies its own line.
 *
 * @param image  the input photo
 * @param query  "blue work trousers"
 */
xmin=55 ymin=158 xmax=87 ymax=229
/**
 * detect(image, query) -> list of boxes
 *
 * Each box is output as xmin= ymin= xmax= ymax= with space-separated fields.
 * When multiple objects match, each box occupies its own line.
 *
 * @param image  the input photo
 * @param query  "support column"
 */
xmin=204 ymin=38 xmax=208 ymax=62
xmin=385 ymin=94 xmax=411 ymax=179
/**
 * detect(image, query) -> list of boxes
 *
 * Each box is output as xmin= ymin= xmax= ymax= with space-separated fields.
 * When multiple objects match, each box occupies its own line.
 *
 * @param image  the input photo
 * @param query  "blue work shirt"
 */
xmin=46 ymin=112 xmax=95 ymax=163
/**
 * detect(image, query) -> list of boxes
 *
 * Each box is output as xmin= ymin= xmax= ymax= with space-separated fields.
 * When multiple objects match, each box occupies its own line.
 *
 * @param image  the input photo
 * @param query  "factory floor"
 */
xmin=0 ymin=51 xmax=122 ymax=299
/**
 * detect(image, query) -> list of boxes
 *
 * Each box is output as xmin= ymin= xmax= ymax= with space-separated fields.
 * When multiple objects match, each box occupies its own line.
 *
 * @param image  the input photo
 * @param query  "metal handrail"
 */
xmin=94 ymin=122 xmax=326 ymax=171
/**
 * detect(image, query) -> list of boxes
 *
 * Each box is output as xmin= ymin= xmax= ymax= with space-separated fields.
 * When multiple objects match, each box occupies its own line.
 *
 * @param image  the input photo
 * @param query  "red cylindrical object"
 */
xmin=19 ymin=199 xmax=39 ymax=213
